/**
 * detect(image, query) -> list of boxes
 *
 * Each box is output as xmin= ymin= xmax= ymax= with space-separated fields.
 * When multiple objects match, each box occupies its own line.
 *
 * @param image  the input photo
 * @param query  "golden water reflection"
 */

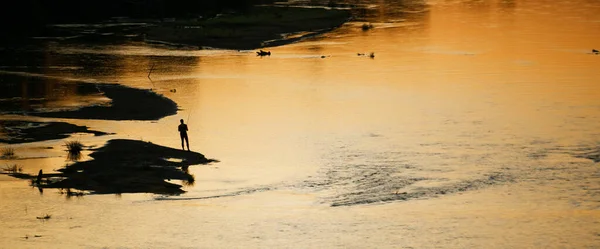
xmin=1 ymin=0 xmax=600 ymax=247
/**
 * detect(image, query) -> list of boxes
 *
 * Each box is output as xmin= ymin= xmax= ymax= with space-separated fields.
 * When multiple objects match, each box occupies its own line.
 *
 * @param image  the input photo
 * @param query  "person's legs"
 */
xmin=180 ymin=134 xmax=185 ymax=150
xmin=184 ymin=135 xmax=190 ymax=151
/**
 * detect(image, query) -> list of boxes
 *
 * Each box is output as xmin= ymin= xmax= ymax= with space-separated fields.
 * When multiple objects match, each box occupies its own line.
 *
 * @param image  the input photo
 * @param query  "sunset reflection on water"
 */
xmin=1 ymin=0 xmax=600 ymax=248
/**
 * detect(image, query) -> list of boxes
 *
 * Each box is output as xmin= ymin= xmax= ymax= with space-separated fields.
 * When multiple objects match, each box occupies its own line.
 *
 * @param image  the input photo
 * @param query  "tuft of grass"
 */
xmin=182 ymin=174 xmax=195 ymax=186
xmin=65 ymin=140 xmax=84 ymax=154
xmin=1 ymin=147 xmax=16 ymax=159
xmin=66 ymin=150 xmax=82 ymax=162
xmin=2 ymin=164 xmax=22 ymax=173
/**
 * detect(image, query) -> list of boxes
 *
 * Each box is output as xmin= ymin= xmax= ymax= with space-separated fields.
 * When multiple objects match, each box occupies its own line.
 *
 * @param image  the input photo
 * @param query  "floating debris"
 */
xmin=36 ymin=214 xmax=51 ymax=220
xmin=256 ymin=50 xmax=271 ymax=56
xmin=22 ymin=234 xmax=43 ymax=240
xmin=361 ymin=23 xmax=374 ymax=31
xmin=357 ymin=52 xmax=375 ymax=58
xmin=593 ymin=49 xmax=599 ymax=54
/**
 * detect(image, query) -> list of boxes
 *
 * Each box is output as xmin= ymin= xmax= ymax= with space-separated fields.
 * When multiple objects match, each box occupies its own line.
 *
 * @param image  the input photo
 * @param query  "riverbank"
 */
xmin=38 ymin=6 xmax=351 ymax=50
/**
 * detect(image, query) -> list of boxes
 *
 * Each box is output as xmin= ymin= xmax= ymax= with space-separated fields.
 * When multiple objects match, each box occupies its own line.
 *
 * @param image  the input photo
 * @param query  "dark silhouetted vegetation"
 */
xmin=65 ymin=140 xmax=84 ymax=162
xmin=2 ymin=164 xmax=23 ymax=173
xmin=64 ymin=140 xmax=83 ymax=154
xmin=1 ymin=0 xmax=274 ymax=42
xmin=1 ymin=147 xmax=16 ymax=159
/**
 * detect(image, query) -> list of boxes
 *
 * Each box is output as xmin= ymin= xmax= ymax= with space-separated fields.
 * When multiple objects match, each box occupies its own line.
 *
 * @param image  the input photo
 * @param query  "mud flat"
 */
xmin=0 ymin=120 xmax=110 ymax=144
xmin=31 ymin=83 xmax=178 ymax=121
xmin=4 ymin=139 xmax=217 ymax=195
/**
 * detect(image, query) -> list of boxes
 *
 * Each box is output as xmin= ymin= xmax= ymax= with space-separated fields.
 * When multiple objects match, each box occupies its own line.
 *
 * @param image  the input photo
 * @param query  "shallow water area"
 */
xmin=1 ymin=0 xmax=600 ymax=248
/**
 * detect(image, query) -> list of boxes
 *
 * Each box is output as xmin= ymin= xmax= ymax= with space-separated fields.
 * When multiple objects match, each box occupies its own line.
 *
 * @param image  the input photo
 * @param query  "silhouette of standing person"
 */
xmin=178 ymin=119 xmax=189 ymax=151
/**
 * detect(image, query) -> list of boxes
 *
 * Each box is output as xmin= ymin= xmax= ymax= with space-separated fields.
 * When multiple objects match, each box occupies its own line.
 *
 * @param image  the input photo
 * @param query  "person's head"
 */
xmin=180 ymin=119 xmax=184 ymax=124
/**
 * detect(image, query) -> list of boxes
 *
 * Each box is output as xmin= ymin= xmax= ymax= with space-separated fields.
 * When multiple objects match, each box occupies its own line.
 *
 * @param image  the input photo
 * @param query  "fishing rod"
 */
xmin=187 ymin=107 xmax=192 ymax=124
xmin=186 ymin=102 xmax=196 ymax=125
xmin=147 ymin=63 xmax=156 ymax=89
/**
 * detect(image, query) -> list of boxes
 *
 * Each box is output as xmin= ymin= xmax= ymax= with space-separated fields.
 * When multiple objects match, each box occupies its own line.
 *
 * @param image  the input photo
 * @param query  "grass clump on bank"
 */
xmin=65 ymin=140 xmax=84 ymax=161
xmin=65 ymin=140 xmax=84 ymax=154
xmin=1 ymin=147 xmax=16 ymax=159
xmin=2 ymin=164 xmax=23 ymax=173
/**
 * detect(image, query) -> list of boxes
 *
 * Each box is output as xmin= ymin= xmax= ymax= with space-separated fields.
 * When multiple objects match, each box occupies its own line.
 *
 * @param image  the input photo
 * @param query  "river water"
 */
xmin=1 ymin=0 xmax=600 ymax=248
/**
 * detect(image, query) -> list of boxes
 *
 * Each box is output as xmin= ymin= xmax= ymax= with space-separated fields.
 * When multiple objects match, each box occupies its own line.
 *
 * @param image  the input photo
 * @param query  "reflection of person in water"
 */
xmin=178 ymin=119 xmax=189 ymax=151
